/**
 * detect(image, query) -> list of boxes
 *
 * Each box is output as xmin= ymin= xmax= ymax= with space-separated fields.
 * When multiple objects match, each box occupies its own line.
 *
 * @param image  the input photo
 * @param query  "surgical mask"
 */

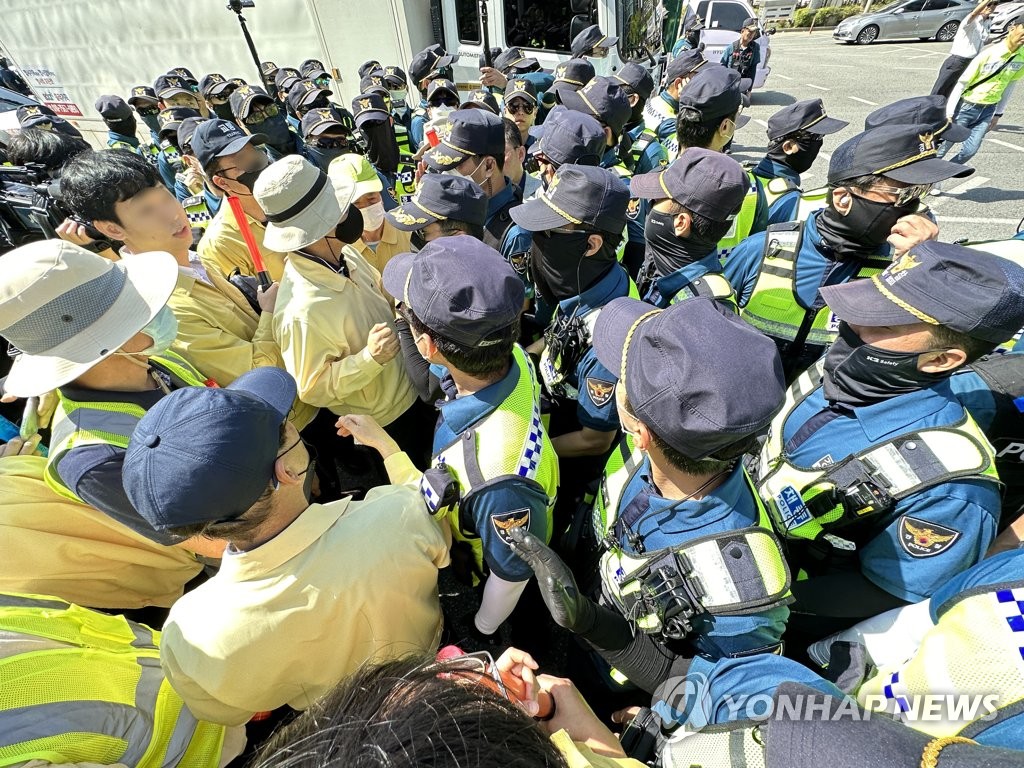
xmin=449 ymin=157 xmax=486 ymax=185
xmin=390 ymin=89 xmax=408 ymax=108
xmin=119 ymin=306 xmax=179 ymax=358
xmin=643 ymin=208 xmax=719 ymax=279
xmin=768 ymin=135 xmax=823 ymax=175
xmin=250 ymin=114 xmax=294 ymax=151
xmin=429 ymin=104 xmax=455 ymax=122
xmin=360 ymin=201 xmax=386 ymax=231
xmin=818 ymin=193 xmax=918 ymax=256
xmin=334 ymin=205 xmax=365 ymax=244
xmin=822 ymin=322 xmax=948 ymax=408
xmin=212 ymin=102 xmax=235 ymax=121
xmin=531 ymin=230 xmax=616 ymax=303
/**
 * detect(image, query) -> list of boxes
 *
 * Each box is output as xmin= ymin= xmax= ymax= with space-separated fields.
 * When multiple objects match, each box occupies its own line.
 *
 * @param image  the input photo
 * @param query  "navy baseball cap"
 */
xmin=530 ymin=109 xmax=606 ymax=166
xmin=381 ymin=66 xmax=407 ymax=89
xmin=494 ymin=47 xmax=540 ymax=73
xmin=192 ymin=118 xmax=266 ymax=171
xmin=229 ymin=84 xmax=274 ymax=120
xmin=301 ymin=107 xmax=350 ymax=139
xmin=199 ymin=73 xmax=235 ymax=99
xmin=386 ymin=173 xmax=488 ymax=230
xmin=153 ymin=74 xmax=192 ymax=99
xmin=300 ymin=58 xmax=330 ymax=80
xmin=678 ymin=65 xmax=748 ymax=124
xmin=512 ymin=164 xmax=630 ymax=234
xmin=359 ymin=73 xmax=390 ymax=96
xmin=260 ymin=60 xmax=279 ymax=76
xmin=767 ymin=98 xmax=848 ymax=142
xmin=177 ymin=116 xmax=206 ymax=154
xmin=351 ymin=92 xmax=390 ymax=128
xmin=594 ymin=297 xmax=786 ymax=459
xmin=478 ymin=47 xmax=504 ymax=69
xmin=505 ymin=78 xmax=538 ymax=105
xmin=382 ymin=237 xmax=525 ymax=346
xmin=827 ymin=123 xmax=973 ymax=184
xmin=570 ymin=24 xmax=619 ymax=58
xmin=665 ymin=49 xmax=708 ymax=84
xmin=94 ymin=95 xmax=134 ymax=127
xmin=613 ymin=62 xmax=655 ymax=101
xmin=128 ymin=85 xmax=159 ymax=107
xmin=551 ymin=59 xmax=596 ymax=103
xmin=168 ymin=67 xmax=197 ymax=86
xmin=424 ymin=108 xmax=505 ymax=171
xmin=864 ymin=95 xmax=971 ymax=144
xmin=274 ymin=67 xmax=303 ymax=93
xmin=409 ymin=44 xmax=455 ymax=83
xmin=288 ymin=79 xmax=331 ymax=112
xmin=561 ymin=76 xmax=631 ymax=135
xmin=820 ymin=241 xmax=1024 ymax=345
xmin=460 ymin=89 xmax=501 ymax=115
xmin=123 ymin=367 xmax=298 ymax=531
xmin=359 ymin=59 xmax=382 ymax=78
xmin=631 ymin=147 xmax=747 ymax=223
xmin=426 ymin=78 xmax=459 ymax=104
xmin=157 ymin=107 xmax=200 ymax=139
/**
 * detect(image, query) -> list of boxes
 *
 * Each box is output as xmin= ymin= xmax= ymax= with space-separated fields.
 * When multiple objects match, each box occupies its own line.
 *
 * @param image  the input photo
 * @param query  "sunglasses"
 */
xmin=243 ymin=103 xmax=281 ymax=125
xmin=506 ymin=101 xmax=535 ymax=115
xmin=313 ymin=135 xmax=350 ymax=149
xmin=430 ymin=97 xmax=459 ymax=108
xmin=861 ymin=183 xmax=931 ymax=207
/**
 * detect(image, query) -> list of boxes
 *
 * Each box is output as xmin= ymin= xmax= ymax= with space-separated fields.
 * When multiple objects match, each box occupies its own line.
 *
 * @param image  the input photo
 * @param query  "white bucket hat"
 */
xmin=0 ymin=240 xmax=178 ymax=397
xmin=255 ymin=155 xmax=358 ymax=252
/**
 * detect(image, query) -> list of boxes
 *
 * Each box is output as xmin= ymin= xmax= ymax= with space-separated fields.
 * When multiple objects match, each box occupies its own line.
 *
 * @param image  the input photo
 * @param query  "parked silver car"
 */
xmin=833 ymin=0 xmax=977 ymax=44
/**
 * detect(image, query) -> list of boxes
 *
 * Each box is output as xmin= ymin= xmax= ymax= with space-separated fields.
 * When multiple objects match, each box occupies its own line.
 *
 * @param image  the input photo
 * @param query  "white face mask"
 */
xmin=361 ymin=201 xmax=386 ymax=231
xmin=429 ymin=105 xmax=455 ymax=121
xmin=116 ymin=305 xmax=179 ymax=359
xmin=390 ymin=89 xmax=408 ymax=105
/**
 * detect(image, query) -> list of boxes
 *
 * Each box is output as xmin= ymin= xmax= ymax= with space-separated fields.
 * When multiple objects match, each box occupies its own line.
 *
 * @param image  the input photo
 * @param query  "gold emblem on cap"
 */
xmin=24 ymin=106 xmax=40 ymax=115
xmin=385 ymin=67 xmax=396 ymax=76
xmin=210 ymin=74 xmax=223 ymax=82
xmin=358 ymin=98 xmax=372 ymax=110
xmin=918 ymin=131 xmax=935 ymax=152
xmin=431 ymin=152 xmax=460 ymax=165
xmin=512 ymin=80 xmax=526 ymax=91
xmin=167 ymin=77 xmax=182 ymax=87
xmin=474 ymin=92 xmax=486 ymax=102
xmin=391 ymin=209 xmax=428 ymax=226
xmin=371 ymin=76 xmax=383 ymax=86
xmin=888 ymin=252 xmax=922 ymax=275
xmin=556 ymin=65 xmax=567 ymax=79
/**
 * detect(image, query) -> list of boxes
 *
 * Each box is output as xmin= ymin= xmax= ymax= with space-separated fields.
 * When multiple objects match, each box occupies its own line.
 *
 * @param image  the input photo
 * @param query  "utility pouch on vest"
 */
xmin=762 ymin=220 xmax=803 ymax=272
xmin=420 ymin=463 xmax=461 ymax=520
xmin=603 ymin=526 xmax=792 ymax=640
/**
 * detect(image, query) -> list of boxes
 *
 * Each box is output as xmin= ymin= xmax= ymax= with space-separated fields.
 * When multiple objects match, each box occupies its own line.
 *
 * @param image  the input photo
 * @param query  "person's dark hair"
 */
xmin=676 ymin=109 xmax=736 ymax=151
xmin=439 ymin=218 xmax=485 ymax=240
xmin=660 ymin=200 xmax=733 ymax=246
xmin=930 ymin=324 xmax=996 ymax=366
xmin=504 ymin=117 xmax=523 ymax=149
xmin=60 ymin=149 xmax=160 ymax=225
xmin=253 ymin=656 xmax=568 ymax=768
xmin=165 ymin=423 xmax=288 ymax=545
xmin=622 ymin=395 xmax=756 ymax=475
xmin=6 ymin=128 xmax=90 ymax=175
xmin=481 ymin=150 xmax=506 ymax=173
xmin=404 ymin=305 xmax=517 ymax=378
xmin=829 ymin=173 xmax=882 ymax=193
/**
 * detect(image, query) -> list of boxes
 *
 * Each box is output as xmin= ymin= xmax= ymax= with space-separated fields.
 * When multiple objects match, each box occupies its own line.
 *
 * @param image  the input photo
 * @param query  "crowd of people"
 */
xmin=1 ymin=14 xmax=1024 ymax=768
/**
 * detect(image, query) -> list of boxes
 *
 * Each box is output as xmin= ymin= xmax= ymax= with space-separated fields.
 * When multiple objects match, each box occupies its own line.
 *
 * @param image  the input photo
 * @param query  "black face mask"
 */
xmin=531 ymin=231 xmax=617 ymax=303
xmin=305 ymin=144 xmax=347 ymax=172
xmin=768 ymin=135 xmax=823 ymax=175
xmin=140 ymin=114 xmax=162 ymax=135
xmin=362 ymin=119 xmax=400 ymax=175
xmin=644 ymin=208 xmax=719 ymax=279
xmin=817 ymin=194 xmax=918 ymax=257
xmin=822 ymin=322 xmax=949 ymax=408
xmin=212 ymin=102 xmax=235 ymax=121
xmin=334 ymin=205 xmax=365 ymax=244
xmin=233 ymin=158 xmax=271 ymax=195
xmin=109 ymin=118 xmax=138 ymax=138
xmin=251 ymin=115 xmax=294 ymax=152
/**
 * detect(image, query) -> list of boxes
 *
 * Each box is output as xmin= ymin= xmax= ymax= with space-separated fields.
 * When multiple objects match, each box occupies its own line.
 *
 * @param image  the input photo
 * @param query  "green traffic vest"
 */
xmin=0 ymin=592 xmax=226 ymax=767
xmin=754 ymin=362 xmax=1000 ymax=542
xmin=715 ymin=170 xmax=763 ymax=260
xmin=667 ymin=271 xmax=738 ymax=309
xmin=182 ymin=193 xmax=213 ymax=229
xmin=429 ymin=345 xmax=559 ymax=576
xmin=44 ymin=351 xmax=211 ymax=503
xmin=761 ymin=174 xmax=800 ymax=210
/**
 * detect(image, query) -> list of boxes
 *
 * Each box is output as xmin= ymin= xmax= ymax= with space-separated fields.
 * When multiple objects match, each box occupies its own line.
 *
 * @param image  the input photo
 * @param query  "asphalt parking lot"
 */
xmin=728 ymin=30 xmax=1024 ymax=244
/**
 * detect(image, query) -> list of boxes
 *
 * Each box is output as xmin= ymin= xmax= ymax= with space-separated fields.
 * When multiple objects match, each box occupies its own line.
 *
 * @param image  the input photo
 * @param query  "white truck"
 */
xmin=0 ymin=0 xmax=769 ymax=147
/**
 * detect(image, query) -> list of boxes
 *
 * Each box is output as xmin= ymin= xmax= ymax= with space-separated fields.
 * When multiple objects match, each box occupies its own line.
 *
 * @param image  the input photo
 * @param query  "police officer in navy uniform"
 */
xmin=273 ymin=67 xmax=302 ymax=112
xmin=528 ymin=109 xmax=607 ymax=193
xmin=287 ymin=79 xmax=333 ymax=125
xmin=94 ymin=95 xmax=143 ymax=152
xmin=300 ymin=58 xmax=332 ymax=88
xmin=641 ymin=50 xmax=707 ymax=161
xmin=631 ymin=148 xmax=749 ymax=308
xmin=175 ymin=116 xmax=218 ymax=242
xmin=614 ymin=63 xmax=665 ymax=174
xmin=381 ymin=66 xmax=411 ymax=130
xmin=460 ymin=89 xmax=502 ymax=116
xmin=570 ymin=24 xmax=619 ymax=59
xmin=723 ymin=124 xmax=972 ymax=381
xmin=126 ymin=86 xmax=164 ymax=173
xmin=229 ymin=84 xmax=303 ymax=161
xmin=547 ymin=59 xmax=596 ymax=107
xmin=511 ymin=165 xmax=633 ymax=461
xmin=199 ymin=73 xmax=238 ymax=122
xmin=482 ymin=47 xmax=555 ymax=104
xmin=424 ymin=109 xmax=533 ymax=291
xmin=352 ymin=92 xmax=417 ymax=209
xmin=154 ymin=106 xmax=200 ymax=193
xmin=755 ymin=241 xmax=1024 ymax=652
xmin=301 ymin=107 xmax=357 ymax=172
xmin=407 ymin=44 xmax=456 ymax=149
xmin=751 ymin=99 xmax=849 ymax=225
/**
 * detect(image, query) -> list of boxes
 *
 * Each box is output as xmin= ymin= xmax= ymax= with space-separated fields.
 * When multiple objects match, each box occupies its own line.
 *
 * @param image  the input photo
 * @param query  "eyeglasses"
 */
xmin=860 ymin=182 xmax=931 ymax=207
xmin=434 ymin=651 xmax=513 ymax=701
xmin=506 ymin=101 xmax=535 ymax=115
xmin=243 ymin=102 xmax=280 ymax=125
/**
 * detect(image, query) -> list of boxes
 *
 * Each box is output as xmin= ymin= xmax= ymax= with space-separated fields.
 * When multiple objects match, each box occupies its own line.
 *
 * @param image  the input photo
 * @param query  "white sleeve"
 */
xmin=827 ymin=599 xmax=935 ymax=668
xmin=474 ymin=574 xmax=529 ymax=635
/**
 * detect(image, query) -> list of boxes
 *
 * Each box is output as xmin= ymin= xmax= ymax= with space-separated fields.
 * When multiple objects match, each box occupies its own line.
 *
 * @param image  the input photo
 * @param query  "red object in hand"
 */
xmin=227 ymin=195 xmax=272 ymax=290
xmin=436 ymin=645 xmax=555 ymax=720
xmin=426 ymin=127 xmax=440 ymax=147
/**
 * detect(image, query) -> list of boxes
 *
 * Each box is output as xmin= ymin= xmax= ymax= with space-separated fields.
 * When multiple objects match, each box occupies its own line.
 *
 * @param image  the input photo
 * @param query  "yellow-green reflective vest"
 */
xmin=740 ymin=220 xmax=890 ymax=349
xmin=667 ymin=271 xmax=738 ymax=309
xmin=755 ymin=362 xmax=999 ymax=542
xmin=715 ymin=171 xmax=763 ymax=260
xmin=592 ymin=433 xmax=642 ymax=538
xmin=761 ymin=175 xmax=800 ymax=210
xmin=857 ymin=580 xmax=1024 ymax=741
xmin=432 ymin=346 xmax=560 ymax=576
xmin=44 ymin=351 xmax=210 ymax=503
xmin=642 ymin=95 xmax=678 ymax=159
xmin=182 ymin=193 xmax=213 ymax=230
xmin=0 ymin=592 xmax=226 ymax=768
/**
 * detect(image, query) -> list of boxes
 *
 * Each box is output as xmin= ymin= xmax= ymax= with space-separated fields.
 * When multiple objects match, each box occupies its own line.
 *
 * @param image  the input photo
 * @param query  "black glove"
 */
xmin=508 ymin=527 xmax=632 ymax=650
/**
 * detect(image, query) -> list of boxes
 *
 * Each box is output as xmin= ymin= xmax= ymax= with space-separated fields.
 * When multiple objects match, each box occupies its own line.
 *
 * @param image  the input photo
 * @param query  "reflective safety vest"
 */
xmin=667 ymin=271 xmax=737 ymax=309
xmin=629 ymin=127 xmax=668 ymax=172
xmin=755 ymin=362 xmax=999 ymax=542
xmin=598 ymin=470 xmax=792 ymax=640
xmin=592 ymin=433 xmax=641 ymax=539
xmin=108 ymin=139 xmax=138 ymax=152
xmin=539 ymin=279 xmax=640 ymax=401
xmin=160 ymin=142 xmax=184 ymax=176
xmin=715 ymin=171 xmax=763 ymax=260
xmin=761 ymin=175 xmax=800 ymax=211
xmin=182 ymin=193 xmax=213 ymax=230
xmin=642 ymin=94 xmax=679 ymax=159
xmin=424 ymin=346 xmax=559 ymax=576
xmin=44 ymin=351 xmax=212 ymax=503
xmin=857 ymin=579 xmax=1024 ymax=741
xmin=739 ymin=220 xmax=890 ymax=356
xmin=0 ymin=592 xmax=226 ymax=767
xmin=660 ymin=721 xmax=767 ymax=768
xmin=141 ymin=142 xmax=161 ymax=169
xmin=795 ymin=185 xmax=829 ymax=221
xmin=395 ymin=121 xmax=414 ymax=156
xmin=384 ymin=157 xmax=418 ymax=205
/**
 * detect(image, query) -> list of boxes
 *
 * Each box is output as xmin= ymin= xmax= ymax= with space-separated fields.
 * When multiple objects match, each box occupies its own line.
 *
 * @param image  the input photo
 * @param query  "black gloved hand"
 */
xmin=508 ymin=527 xmax=632 ymax=649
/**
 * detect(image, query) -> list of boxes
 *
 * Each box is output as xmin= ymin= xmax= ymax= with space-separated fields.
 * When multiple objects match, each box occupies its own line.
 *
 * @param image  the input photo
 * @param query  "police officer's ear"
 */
xmin=672 ymin=209 xmax=693 ymax=238
xmin=583 ymin=233 xmax=604 ymax=256
xmin=782 ymin=138 xmax=801 ymax=156
xmin=918 ymin=346 xmax=968 ymax=375
xmin=832 ymin=187 xmax=854 ymax=216
xmin=603 ymin=126 xmax=614 ymax=147
xmin=627 ymin=93 xmax=640 ymax=108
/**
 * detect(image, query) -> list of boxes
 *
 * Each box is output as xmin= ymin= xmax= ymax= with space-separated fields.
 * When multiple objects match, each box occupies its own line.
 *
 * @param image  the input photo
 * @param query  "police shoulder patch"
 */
xmin=492 ymin=508 xmax=531 ymax=546
xmin=586 ymin=377 xmax=615 ymax=408
xmin=898 ymin=516 xmax=961 ymax=558
xmin=625 ymin=198 xmax=642 ymax=220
